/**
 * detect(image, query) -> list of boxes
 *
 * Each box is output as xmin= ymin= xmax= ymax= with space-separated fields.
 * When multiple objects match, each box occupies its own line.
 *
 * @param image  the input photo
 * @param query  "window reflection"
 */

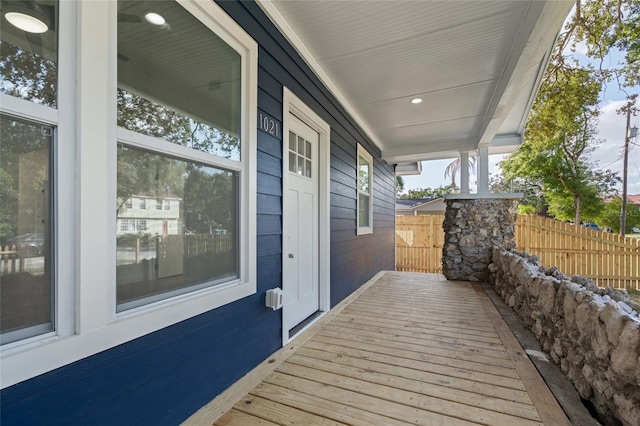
xmin=0 ymin=114 xmax=53 ymax=343
xmin=0 ymin=0 xmax=58 ymax=107
xmin=117 ymin=0 xmax=241 ymax=160
xmin=116 ymin=145 xmax=238 ymax=310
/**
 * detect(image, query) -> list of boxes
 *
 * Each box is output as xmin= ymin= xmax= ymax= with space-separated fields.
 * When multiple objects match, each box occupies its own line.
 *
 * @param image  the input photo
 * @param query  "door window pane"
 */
xmin=0 ymin=0 xmax=58 ymax=107
xmin=116 ymin=145 xmax=238 ymax=310
xmin=0 ymin=114 xmax=53 ymax=344
xmin=117 ymin=0 xmax=241 ymax=160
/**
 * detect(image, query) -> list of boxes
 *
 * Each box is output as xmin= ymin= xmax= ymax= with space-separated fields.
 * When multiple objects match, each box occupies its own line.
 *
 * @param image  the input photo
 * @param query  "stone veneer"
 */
xmin=490 ymin=248 xmax=640 ymax=426
xmin=442 ymin=196 xmax=520 ymax=281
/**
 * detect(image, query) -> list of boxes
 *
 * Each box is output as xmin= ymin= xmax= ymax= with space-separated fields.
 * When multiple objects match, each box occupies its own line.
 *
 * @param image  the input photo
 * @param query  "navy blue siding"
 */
xmin=0 ymin=0 xmax=395 ymax=424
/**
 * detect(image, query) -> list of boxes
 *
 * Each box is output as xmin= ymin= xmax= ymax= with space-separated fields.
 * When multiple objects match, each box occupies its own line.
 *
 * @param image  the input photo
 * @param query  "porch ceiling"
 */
xmin=258 ymin=0 xmax=573 ymax=166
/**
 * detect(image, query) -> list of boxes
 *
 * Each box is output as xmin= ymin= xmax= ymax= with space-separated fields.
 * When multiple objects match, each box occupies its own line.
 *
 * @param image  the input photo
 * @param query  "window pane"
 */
xmin=116 ymin=145 xmax=238 ymax=310
xmin=289 ymin=152 xmax=296 ymax=173
xmin=117 ymin=0 xmax=241 ymax=160
xmin=289 ymin=131 xmax=296 ymax=152
xmin=358 ymin=193 xmax=370 ymax=228
xmin=305 ymin=141 xmax=311 ymax=159
xmin=0 ymin=0 xmax=58 ymax=107
xmin=358 ymin=155 xmax=370 ymax=193
xmin=0 ymin=114 xmax=53 ymax=344
xmin=297 ymin=136 xmax=304 ymax=156
xmin=305 ymin=159 xmax=311 ymax=178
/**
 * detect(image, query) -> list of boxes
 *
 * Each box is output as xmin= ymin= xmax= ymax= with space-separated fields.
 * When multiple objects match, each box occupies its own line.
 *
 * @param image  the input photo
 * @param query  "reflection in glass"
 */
xmin=117 ymin=0 xmax=241 ymax=160
xmin=0 ymin=0 xmax=58 ymax=107
xmin=358 ymin=155 xmax=370 ymax=192
xmin=358 ymin=194 xmax=370 ymax=228
xmin=0 ymin=114 xmax=53 ymax=344
xmin=116 ymin=145 xmax=238 ymax=310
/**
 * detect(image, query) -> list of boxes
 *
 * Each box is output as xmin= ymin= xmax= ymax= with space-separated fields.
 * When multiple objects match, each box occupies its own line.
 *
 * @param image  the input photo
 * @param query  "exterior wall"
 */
xmin=415 ymin=199 xmax=446 ymax=214
xmin=0 ymin=1 xmax=395 ymax=424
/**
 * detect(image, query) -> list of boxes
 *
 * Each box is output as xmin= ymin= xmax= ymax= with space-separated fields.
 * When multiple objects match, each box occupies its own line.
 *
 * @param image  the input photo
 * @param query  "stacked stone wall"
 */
xmin=442 ymin=198 xmax=518 ymax=281
xmin=490 ymin=247 xmax=640 ymax=426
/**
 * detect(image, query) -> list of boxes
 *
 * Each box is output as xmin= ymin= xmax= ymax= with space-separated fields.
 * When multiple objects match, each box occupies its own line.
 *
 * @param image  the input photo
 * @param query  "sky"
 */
xmin=401 ymin=36 xmax=640 ymax=196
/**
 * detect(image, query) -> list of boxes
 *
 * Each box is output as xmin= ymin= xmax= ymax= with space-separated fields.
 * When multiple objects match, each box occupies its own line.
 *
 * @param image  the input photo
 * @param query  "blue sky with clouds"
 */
xmin=402 ymin=34 xmax=640 ymax=196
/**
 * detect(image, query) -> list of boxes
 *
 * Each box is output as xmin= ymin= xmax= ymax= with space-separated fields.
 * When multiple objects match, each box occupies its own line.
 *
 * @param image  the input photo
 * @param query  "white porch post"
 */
xmin=459 ymin=151 xmax=470 ymax=194
xmin=477 ymin=146 xmax=489 ymax=194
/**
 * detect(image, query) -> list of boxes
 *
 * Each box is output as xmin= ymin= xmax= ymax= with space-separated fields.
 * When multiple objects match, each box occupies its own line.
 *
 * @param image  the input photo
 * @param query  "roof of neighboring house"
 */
xmin=629 ymin=194 xmax=640 ymax=205
xmin=395 ymin=198 xmax=435 ymax=210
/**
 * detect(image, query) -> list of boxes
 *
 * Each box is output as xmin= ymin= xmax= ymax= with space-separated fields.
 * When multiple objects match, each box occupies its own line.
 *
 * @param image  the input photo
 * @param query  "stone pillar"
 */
xmin=442 ymin=194 xmax=522 ymax=282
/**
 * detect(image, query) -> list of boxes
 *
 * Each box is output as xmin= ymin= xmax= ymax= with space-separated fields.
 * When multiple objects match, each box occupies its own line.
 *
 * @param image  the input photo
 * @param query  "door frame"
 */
xmin=282 ymin=87 xmax=331 ymax=345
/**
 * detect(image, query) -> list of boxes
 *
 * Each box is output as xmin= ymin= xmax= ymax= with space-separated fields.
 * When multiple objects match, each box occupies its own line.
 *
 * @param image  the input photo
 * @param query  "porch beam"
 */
xmin=460 ymin=151 xmax=470 ymax=194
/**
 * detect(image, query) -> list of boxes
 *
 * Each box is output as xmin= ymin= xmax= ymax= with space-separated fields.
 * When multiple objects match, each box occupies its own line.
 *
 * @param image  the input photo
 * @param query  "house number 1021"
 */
xmin=258 ymin=113 xmax=280 ymax=138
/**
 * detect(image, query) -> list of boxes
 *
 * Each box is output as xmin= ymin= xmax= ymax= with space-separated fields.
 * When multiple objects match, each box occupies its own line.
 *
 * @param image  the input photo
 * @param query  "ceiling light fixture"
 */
xmin=411 ymin=98 xmax=423 ymax=104
xmin=4 ymin=2 xmax=50 ymax=34
xmin=144 ymin=12 xmax=165 ymax=26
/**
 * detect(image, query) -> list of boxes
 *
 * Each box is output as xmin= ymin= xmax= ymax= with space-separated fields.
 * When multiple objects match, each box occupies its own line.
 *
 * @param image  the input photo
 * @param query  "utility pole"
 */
xmin=621 ymin=99 xmax=638 ymax=237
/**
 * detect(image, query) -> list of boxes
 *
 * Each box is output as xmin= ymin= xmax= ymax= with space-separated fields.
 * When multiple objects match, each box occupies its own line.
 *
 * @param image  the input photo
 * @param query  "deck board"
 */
xmin=185 ymin=271 xmax=570 ymax=426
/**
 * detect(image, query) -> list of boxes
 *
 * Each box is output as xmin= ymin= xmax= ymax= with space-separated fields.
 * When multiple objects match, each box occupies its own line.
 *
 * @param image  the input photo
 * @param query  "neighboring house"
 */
xmin=117 ymin=195 xmax=182 ymax=236
xmin=396 ymin=198 xmax=446 ymax=216
xmin=0 ymin=0 xmax=572 ymax=423
xmin=629 ymin=194 xmax=640 ymax=207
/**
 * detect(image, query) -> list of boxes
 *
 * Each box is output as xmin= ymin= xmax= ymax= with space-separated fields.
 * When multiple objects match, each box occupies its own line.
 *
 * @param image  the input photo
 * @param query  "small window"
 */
xmin=125 ymin=199 xmax=133 ymax=209
xmin=356 ymin=144 xmax=373 ymax=235
xmin=139 ymin=199 xmax=146 ymax=210
xmin=0 ymin=0 xmax=59 ymax=108
xmin=164 ymin=200 xmax=170 ymax=210
xmin=156 ymin=200 xmax=162 ymax=210
xmin=136 ymin=219 xmax=147 ymax=231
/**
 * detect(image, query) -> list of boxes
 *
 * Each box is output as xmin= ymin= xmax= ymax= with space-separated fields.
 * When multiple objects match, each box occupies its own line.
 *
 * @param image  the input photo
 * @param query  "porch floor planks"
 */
xmin=186 ymin=271 xmax=570 ymax=426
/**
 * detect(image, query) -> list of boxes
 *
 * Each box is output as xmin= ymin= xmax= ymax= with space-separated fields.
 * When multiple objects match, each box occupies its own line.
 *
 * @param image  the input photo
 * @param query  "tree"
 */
xmin=500 ymin=64 xmax=619 ymax=224
xmin=489 ymin=175 xmax=548 ymax=216
xmin=444 ymin=155 xmax=476 ymax=190
xmin=395 ymin=176 xmax=405 ymax=197
xmin=597 ymin=196 xmax=640 ymax=233
xmin=399 ymin=185 xmax=456 ymax=200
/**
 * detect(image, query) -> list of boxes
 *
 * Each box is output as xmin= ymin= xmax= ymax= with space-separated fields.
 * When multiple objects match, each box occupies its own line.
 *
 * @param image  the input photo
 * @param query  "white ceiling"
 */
xmin=258 ymin=0 xmax=573 ymax=168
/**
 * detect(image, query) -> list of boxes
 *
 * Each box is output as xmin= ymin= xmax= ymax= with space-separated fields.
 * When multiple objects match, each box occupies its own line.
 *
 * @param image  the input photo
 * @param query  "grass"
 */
xmin=628 ymin=289 xmax=640 ymax=304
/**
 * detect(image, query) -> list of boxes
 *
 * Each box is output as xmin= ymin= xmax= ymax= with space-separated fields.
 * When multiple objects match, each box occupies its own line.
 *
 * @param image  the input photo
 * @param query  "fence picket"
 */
xmin=395 ymin=214 xmax=640 ymax=290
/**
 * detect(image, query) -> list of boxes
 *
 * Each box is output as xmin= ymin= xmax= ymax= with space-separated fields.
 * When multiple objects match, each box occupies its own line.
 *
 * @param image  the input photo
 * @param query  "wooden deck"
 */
xmin=185 ymin=271 xmax=570 ymax=426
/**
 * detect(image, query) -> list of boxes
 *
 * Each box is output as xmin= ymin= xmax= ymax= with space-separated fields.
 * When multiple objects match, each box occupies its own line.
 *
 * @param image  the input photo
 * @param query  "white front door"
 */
xmin=283 ymin=113 xmax=319 ymax=334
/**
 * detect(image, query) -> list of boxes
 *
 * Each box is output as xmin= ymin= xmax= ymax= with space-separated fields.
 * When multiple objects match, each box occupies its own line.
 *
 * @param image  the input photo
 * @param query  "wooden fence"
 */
xmin=395 ymin=214 xmax=640 ymax=290
xmin=516 ymin=215 xmax=640 ymax=290
xmin=0 ymin=245 xmax=26 ymax=274
xmin=396 ymin=215 xmax=445 ymax=274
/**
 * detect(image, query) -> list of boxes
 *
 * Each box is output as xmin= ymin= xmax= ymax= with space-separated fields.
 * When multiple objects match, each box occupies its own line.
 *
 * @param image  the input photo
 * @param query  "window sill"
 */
xmin=357 ymin=227 xmax=373 ymax=236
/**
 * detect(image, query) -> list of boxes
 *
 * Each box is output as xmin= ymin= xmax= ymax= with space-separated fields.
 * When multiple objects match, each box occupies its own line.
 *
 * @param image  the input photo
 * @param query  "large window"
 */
xmin=357 ymin=144 xmax=373 ymax=235
xmin=115 ymin=0 xmax=249 ymax=311
xmin=0 ymin=0 xmax=58 ymax=345
xmin=116 ymin=146 xmax=239 ymax=310
xmin=0 ymin=115 xmax=54 ymax=344
xmin=1 ymin=0 xmax=256 ymax=385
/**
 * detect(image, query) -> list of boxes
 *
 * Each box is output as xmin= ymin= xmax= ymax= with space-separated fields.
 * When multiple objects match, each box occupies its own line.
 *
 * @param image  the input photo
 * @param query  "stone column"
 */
xmin=442 ymin=194 xmax=522 ymax=282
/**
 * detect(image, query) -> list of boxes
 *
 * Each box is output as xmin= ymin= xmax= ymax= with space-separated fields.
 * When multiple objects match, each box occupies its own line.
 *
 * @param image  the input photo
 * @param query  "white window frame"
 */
xmin=356 ymin=144 xmax=374 ymax=235
xmin=0 ymin=0 xmax=257 ymax=389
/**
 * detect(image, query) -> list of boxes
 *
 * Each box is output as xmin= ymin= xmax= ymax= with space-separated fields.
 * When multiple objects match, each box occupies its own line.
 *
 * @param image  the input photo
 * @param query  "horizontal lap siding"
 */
xmin=0 ymin=1 xmax=395 ymax=424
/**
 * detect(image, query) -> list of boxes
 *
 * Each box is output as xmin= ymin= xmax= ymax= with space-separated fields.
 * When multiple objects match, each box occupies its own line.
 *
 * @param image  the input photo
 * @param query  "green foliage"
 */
xmin=395 ymin=176 xmax=405 ymax=197
xmin=500 ymin=61 xmax=619 ymax=224
xmin=399 ymin=185 xmax=455 ymax=200
xmin=596 ymin=197 xmax=640 ymax=233
xmin=517 ymin=204 xmax=536 ymax=215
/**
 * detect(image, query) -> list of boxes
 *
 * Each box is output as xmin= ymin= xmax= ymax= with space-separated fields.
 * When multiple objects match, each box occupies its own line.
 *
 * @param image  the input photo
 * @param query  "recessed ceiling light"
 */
xmin=145 ymin=12 xmax=165 ymax=26
xmin=411 ymin=98 xmax=423 ymax=104
xmin=5 ymin=12 xmax=48 ymax=33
